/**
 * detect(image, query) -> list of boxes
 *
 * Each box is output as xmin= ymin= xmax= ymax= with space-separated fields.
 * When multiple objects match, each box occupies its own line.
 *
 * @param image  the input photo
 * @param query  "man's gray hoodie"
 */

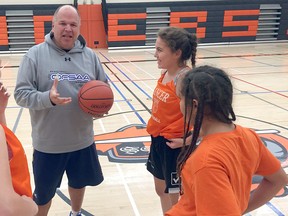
xmin=14 ymin=33 xmax=107 ymax=153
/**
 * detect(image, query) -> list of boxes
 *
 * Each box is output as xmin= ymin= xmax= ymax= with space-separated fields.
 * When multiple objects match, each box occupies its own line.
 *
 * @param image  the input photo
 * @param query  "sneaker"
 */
xmin=69 ymin=211 xmax=82 ymax=216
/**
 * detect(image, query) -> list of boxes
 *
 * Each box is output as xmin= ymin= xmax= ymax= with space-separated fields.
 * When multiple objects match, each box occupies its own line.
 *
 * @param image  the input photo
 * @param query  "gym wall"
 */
xmin=0 ymin=2 xmax=107 ymax=52
xmin=0 ymin=0 xmax=287 ymax=52
xmin=104 ymin=0 xmax=288 ymax=49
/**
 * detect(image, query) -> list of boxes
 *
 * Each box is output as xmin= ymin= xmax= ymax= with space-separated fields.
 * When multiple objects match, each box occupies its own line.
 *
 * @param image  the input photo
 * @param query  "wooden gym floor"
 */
xmin=1 ymin=41 xmax=288 ymax=216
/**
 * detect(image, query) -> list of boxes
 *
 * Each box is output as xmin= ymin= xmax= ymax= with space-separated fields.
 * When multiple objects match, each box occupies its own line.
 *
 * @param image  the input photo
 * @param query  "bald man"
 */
xmin=14 ymin=5 xmax=107 ymax=216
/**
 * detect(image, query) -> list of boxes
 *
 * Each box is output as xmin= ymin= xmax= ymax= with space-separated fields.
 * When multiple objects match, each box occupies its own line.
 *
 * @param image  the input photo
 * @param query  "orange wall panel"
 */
xmin=89 ymin=5 xmax=104 ymax=21
xmin=79 ymin=5 xmax=107 ymax=48
xmin=84 ymin=20 xmax=107 ymax=48
xmin=33 ymin=15 xmax=53 ymax=44
xmin=78 ymin=5 xmax=103 ymax=21
xmin=0 ymin=16 xmax=8 ymax=45
xmin=78 ymin=5 xmax=88 ymax=20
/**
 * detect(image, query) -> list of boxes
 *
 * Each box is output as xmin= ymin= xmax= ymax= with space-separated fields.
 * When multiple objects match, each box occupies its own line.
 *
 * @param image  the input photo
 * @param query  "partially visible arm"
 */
xmin=244 ymin=133 xmax=288 ymax=214
xmin=0 ymin=82 xmax=10 ymax=126
xmin=166 ymin=130 xmax=196 ymax=149
xmin=0 ymin=126 xmax=38 ymax=216
xmin=244 ymin=167 xmax=288 ymax=214
xmin=14 ymin=55 xmax=54 ymax=110
xmin=166 ymin=135 xmax=192 ymax=149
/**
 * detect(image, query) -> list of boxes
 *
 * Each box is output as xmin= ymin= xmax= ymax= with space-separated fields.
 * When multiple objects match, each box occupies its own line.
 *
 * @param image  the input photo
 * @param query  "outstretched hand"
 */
xmin=49 ymin=77 xmax=72 ymax=105
xmin=0 ymin=82 xmax=10 ymax=113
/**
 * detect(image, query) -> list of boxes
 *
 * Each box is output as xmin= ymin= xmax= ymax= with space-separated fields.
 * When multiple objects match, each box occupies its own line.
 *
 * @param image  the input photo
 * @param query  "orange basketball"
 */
xmin=78 ymin=80 xmax=114 ymax=116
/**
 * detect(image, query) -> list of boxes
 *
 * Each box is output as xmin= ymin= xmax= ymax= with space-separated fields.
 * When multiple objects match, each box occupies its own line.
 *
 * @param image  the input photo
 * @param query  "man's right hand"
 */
xmin=50 ymin=76 xmax=72 ymax=105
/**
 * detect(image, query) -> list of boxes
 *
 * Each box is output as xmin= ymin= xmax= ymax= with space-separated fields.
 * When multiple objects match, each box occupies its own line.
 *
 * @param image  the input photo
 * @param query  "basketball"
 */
xmin=78 ymin=80 xmax=114 ymax=116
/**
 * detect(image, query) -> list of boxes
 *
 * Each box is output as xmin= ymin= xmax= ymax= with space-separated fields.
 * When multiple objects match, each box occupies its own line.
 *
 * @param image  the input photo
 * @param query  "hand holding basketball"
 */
xmin=78 ymin=80 xmax=114 ymax=116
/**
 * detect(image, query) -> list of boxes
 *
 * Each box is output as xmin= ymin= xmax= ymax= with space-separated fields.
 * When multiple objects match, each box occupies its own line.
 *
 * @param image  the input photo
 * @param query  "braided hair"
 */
xmin=157 ymin=27 xmax=197 ymax=68
xmin=177 ymin=65 xmax=236 ymax=177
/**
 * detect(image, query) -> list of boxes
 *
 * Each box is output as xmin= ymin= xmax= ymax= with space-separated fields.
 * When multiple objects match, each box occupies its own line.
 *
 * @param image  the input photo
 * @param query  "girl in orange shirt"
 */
xmin=146 ymin=27 xmax=197 ymax=214
xmin=0 ymin=79 xmax=38 ymax=215
xmin=166 ymin=65 xmax=288 ymax=216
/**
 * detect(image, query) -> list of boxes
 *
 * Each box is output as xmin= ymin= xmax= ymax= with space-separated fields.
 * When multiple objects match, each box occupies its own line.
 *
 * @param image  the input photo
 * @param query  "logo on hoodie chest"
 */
xmin=50 ymin=72 xmax=91 ymax=82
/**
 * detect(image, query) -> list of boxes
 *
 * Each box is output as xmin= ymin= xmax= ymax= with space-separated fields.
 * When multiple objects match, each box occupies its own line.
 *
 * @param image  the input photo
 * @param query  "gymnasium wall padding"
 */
xmin=0 ymin=16 xmax=8 ymax=48
xmin=34 ymin=16 xmax=53 ymax=44
xmin=105 ymin=0 xmax=288 ymax=48
xmin=78 ymin=4 xmax=107 ymax=48
xmin=0 ymin=1 xmax=287 ymax=52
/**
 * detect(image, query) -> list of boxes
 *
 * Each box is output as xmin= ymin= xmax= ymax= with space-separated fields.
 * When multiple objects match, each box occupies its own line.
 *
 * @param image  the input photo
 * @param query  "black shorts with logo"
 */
xmin=146 ymin=135 xmax=181 ymax=193
xmin=32 ymin=143 xmax=104 ymax=205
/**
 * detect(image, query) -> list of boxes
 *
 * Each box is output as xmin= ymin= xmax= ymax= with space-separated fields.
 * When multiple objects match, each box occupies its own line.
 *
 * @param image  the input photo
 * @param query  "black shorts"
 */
xmin=32 ymin=144 xmax=104 ymax=205
xmin=146 ymin=135 xmax=181 ymax=193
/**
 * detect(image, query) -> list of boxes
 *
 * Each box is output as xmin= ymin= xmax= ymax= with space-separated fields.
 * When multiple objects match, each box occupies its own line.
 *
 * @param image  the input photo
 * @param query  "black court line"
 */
xmin=199 ymin=52 xmax=288 ymax=59
xmin=145 ymin=49 xmax=288 ymax=58
xmin=235 ymin=87 xmax=288 ymax=112
xmin=4 ymin=51 xmax=288 ymax=69
xmin=100 ymin=53 xmax=152 ymax=115
xmin=96 ymin=109 xmax=149 ymax=119
xmin=232 ymin=76 xmax=288 ymax=99
xmin=56 ymin=189 xmax=94 ymax=216
xmin=0 ymin=65 xmax=19 ymax=69
xmin=237 ymin=115 xmax=288 ymax=131
xmin=194 ymin=47 xmax=288 ymax=67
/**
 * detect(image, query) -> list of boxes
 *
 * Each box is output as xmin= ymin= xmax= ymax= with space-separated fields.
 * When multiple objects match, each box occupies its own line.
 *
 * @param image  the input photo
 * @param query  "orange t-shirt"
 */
xmin=147 ymin=73 xmax=184 ymax=139
xmin=3 ymin=124 xmax=32 ymax=197
xmin=166 ymin=125 xmax=281 ymax=216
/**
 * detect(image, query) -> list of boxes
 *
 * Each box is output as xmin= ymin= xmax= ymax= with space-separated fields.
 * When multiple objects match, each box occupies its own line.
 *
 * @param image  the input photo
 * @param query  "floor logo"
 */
xmin=94 ymin=124 xmax=150 ymax=163
xmin=251 ymin=129 xmax=288 ymax=197
xmin=94 ymin=124 xmax=288 ymax=196
xmin=94 ymin=125 xmax=288 ymax=167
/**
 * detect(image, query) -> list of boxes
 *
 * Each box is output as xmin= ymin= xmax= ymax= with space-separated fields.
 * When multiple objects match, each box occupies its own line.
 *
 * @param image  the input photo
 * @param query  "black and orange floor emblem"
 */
xmin=94 ymin=125 xmax=288 ymax=171
xmin=94 ymin=124 xmax=150 ymax=163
